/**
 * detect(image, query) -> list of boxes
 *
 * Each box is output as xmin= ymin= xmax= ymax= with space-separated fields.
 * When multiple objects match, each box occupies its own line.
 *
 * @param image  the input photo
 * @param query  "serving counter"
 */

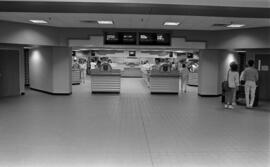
xmin=149 ymin=70 xmax=179 ymax=94
xmin=91 ymin=69 xmax=121 ymax=93
xmin=72 ymin=69 xmax=81 ymax=85
xmin=188 ymin=72 xmax=198 ymax=86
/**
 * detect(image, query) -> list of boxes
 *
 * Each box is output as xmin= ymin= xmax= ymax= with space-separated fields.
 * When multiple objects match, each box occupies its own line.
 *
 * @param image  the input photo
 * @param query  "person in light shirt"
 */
xmin=224 ymin=62 xmax=240 ymax=109
xmin=179 ymin=64 xmax=189 ymax=93
xmin=79 ymin=59 xmax=87 ymax=84
xmin=240 ymin=60 xmax=259 ymax=108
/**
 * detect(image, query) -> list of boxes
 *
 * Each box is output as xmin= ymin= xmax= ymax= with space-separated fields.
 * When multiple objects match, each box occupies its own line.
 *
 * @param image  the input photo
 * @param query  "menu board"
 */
xmin=104 ymin=32 xmax=171 ymax=46
xmin=121 ymin=33 xmax=137 ymax=45
xmin=104 ymin=32 xmax=136 ymax=45
xmin=139 ymin=33 xmax=171 ymax=46
xmin=156 ymin=33 xmax=171 ymax=45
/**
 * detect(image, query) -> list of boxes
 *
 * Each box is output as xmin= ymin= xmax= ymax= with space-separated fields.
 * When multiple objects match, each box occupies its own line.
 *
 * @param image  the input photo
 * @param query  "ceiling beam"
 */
xmin=0 ymin=2 xmax=269 ymax=18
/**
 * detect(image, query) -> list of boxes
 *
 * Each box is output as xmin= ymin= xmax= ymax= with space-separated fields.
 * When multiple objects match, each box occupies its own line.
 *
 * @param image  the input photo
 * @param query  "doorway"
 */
xmin=0 ymin=49 xmax=20 ymax=97
xmin=255 ymin=54 xmax=270 ymax=100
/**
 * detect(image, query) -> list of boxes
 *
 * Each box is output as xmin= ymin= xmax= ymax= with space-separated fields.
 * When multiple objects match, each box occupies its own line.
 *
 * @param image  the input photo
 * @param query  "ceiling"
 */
xmin=0 ymin=1 xmax=269 ymax=30
xmin=3 ymin=0 xmax=270 ymax=8
xmin=0 ymin=12 xmax=269 ymax=30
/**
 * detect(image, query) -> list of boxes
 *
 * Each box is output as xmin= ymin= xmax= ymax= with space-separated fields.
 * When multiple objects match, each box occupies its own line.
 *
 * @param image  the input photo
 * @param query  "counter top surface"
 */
xmin=150 ymin=70 xmax=179 ymax=77
xmin=91 ymin=69 xmax=121 ymax=76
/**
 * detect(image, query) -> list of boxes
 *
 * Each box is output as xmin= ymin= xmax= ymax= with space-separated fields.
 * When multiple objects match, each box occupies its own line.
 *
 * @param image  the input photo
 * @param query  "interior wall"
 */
xmin=29 ymin=47 xmax=53 ymax=92
xmin=0 ymin=21 xmax=60 ymax=46
xmin=212 ymin=28 xmax=270 ymax=49
xmin=29 ymin=46 xmax=72 ymax=94
xmin=198 ymin=49 xmax=224 ymax=95
xmin=0 ymin=21 xmax=269 ymax=50
xmin=52 ymin=47 xmax=72 ymax=94
xmin=66 ymin=27 xmax=270 ymax=49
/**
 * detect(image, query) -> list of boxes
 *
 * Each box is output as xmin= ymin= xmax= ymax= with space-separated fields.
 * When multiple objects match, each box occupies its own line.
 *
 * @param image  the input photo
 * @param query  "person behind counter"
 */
xmin=151 ymin=58 xmax=161 ymax=70
xmin=240 ymin=60 xmax=259 ymax=108
xmin=90 ymin=59 xmax=96 ymax=70
xmin=72 ymin=59 xmax=80 ymax=69
xmin=95 ymin=60 xmax=102 ymax=70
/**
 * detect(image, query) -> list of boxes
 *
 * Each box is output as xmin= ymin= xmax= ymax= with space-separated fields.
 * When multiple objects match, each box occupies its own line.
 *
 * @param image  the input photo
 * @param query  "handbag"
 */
xmin=222 ymin=70 xmax=230 ymax=91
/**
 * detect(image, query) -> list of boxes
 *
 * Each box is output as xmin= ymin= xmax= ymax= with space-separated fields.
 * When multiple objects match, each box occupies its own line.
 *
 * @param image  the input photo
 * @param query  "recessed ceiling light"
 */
xmin=163 ymin=22 xmax=180 ymax=26
xmin=97 ymin=20 xmax=114 ymax=24
xmin=227 ymin=24 xmax=245 ymax=28
xmin=29 ymin=20 xmax=48 ymax=24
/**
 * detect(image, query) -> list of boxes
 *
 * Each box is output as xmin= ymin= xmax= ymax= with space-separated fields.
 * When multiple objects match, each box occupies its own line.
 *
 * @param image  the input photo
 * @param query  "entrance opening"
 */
xmin=71 ymin=48 xmax=200 ymax=95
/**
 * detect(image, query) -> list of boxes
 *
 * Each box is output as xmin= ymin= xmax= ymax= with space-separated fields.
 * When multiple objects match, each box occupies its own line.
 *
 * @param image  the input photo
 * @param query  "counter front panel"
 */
xmin=91 ymin=69 xmax=121 ymax=93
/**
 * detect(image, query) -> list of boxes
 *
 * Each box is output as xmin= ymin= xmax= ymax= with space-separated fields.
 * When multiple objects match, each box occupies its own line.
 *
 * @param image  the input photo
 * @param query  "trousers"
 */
xmin=245 ymin=81 xmax=256 ymax=107
xmin=225 ymin=88 xmax=235 ymax=105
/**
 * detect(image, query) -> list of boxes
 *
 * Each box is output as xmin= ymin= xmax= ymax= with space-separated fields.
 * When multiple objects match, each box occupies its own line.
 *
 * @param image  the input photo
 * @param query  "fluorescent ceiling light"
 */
xmin=97 ymin=20 xmax=114 ymax=24
xmin=163 ymin=22 xmax=180 ymax=26
xmin=227 ymin=24 xmax=245 ymax=28
xmin=29 ymin=20 xmax=48 ymax=24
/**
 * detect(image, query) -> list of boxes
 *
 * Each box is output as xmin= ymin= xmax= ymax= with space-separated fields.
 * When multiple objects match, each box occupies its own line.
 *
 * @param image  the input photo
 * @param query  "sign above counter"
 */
xmin=104 ymin=32 xmax=171 ymax=46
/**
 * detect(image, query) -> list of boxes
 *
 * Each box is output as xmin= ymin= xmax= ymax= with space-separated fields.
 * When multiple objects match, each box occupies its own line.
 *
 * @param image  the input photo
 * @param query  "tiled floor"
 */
xmin=0 ymin=77 xmax=269 ymax=167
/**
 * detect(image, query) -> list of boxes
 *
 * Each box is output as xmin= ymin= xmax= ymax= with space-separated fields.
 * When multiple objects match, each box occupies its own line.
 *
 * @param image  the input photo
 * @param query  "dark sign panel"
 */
xmin=139 ymin=33 xmax=171 ymax=46
xmin=104 ymin=32 xmax=136 ymax=45
xmin=156 ymin=33 xmax=171 ymax=45
xmin=121 ymin=32 xmax=137 ymax=45
xmin=104 ymin=32 xmax=120 ymax=44
xmin=104 ymin=32 xmax=170 ymax=45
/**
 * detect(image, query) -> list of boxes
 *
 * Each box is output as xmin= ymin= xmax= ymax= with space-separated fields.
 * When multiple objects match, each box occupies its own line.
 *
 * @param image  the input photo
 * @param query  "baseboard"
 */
xmin=198 ymin=94 xmax=221 ymax=97
xmin=92 ymin=91 xmax=120 ymax=94
xmin=30 ymin=88 xmax=72 ymax=95
xmin=121 ymin=76 xmax=142 ymax=78
xmin=151 ymin=92 xmax=179 ymax=95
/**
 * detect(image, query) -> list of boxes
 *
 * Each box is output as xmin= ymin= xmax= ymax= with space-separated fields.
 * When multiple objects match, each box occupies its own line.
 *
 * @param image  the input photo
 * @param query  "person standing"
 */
xmin=224 ymin=62 xmax=240 ymax=109
xmin=151 ymin=58 xmax=161 ymax=70
xmin=80 ymin=59 xmax=87 ymax=84
xmin=180 ymin=64 xmax=189 ymax=93
xmin=241 ymin=60 xmax=259 ymax=108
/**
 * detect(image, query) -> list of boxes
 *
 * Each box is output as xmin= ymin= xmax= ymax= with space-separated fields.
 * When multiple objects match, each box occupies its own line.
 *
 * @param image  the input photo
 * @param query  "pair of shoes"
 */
xmin=228 ymin=105 xmax=234 ymax=109
xmin=224 ymin=104 xmax=229 ymax=109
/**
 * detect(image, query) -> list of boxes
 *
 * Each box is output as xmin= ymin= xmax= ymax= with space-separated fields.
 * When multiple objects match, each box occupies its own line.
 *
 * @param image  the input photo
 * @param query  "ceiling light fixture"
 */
xmin=29 ymin=20 xmax=48 ymax=24
xmin=226 ymin=24 xmax=245 ymax=28
xmin=163 ymin=22 xmax=180 ymax=26
xmin=97 ymin=20 xmax=114 ymax=24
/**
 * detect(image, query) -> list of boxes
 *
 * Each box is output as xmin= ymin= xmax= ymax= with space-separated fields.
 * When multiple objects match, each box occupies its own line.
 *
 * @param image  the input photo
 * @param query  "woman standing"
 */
xmin=225 ymin=62 xmax=240 ymax=109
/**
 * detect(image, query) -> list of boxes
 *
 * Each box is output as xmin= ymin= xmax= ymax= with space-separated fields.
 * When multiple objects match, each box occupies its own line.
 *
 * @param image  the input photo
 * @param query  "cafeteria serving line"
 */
xmin=72 ymin=47 xmax=200 ymax=94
